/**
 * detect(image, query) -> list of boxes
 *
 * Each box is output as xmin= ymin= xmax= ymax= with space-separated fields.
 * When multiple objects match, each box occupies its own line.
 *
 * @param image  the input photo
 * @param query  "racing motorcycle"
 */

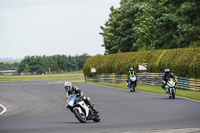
xmin=165 ymin=78 xmax=176 ymax=99
xmin=127 ymin=75 xmax=137 ymax=92
xmin=66 ymin=94 xmax=101 ymax=123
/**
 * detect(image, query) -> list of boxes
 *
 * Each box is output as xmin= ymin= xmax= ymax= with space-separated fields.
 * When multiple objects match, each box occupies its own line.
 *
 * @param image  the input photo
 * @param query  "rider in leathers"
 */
xmin=127 ymin=67 xmax=137 ymax=89
xmin=64 ymin=81 xmax=98 ymax=114
xmin=162 ymin=68 xmax=178 ymax=92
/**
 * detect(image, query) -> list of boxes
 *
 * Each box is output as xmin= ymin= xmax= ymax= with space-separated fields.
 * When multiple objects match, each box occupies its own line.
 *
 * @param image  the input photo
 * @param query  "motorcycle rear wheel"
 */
xmin=131 ymin=83 xmax=135 ymax=92
xmin=93 ymin=114 xmax=101 ymax=122
xmin=73 ymin=108 xmax=86 ymax=123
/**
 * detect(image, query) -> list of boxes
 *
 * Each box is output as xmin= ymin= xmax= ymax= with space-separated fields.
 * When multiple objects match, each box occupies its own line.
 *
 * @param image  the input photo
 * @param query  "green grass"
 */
xmin=0 ymin=71 xmax=84 ymax=81
xmin=89 ymin=82 xmax=200 ymax=101
xmin=0 ymin=106 xmax=2 ymax=113
xmin=51 ymin=80 xmax=86 ymax=84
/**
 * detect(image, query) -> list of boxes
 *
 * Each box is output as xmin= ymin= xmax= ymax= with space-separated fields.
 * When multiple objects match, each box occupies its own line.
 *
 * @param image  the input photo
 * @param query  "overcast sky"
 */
xmin=0 ymin=0 xmax=120 ymax=59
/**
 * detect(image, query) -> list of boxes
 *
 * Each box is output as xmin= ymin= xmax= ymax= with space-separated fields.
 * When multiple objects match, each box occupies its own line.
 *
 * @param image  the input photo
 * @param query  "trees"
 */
xmin=100 ymin=0 xmax=200 ymax=54
xmin=17 ymin=56 xmax=45 ymax=74
xmin=43 ymin=56 xmax=58 ymax=73
xmin=0 ymin=62 xmax=19 ymax=70
xmin=77 ymin=53 xmax=91 ymax=70
xmin=17 ymin=54 xmax=91 ymax=74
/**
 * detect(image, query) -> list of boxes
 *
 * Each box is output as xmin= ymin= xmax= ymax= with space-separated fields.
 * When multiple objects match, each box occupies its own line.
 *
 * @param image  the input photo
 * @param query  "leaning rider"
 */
xmin=127 ymin=67 xmax=137 ymax=89
xmin=161 ymin=68 xmax=178 ymax=92
xmin=64 ymin=81 xmax=98 ymax=114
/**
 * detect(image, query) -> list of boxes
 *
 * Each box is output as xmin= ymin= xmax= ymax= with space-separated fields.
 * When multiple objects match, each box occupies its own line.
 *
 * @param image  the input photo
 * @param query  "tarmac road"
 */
xmin=0 ymin=81 xmax=200 ymax=133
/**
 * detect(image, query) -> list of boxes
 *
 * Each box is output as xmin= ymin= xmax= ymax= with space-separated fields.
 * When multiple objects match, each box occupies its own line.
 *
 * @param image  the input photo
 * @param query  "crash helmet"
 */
xmin=64 ymin=81 xmax=72 ymax=92
xmin=129 ymin=67 xmax=134 ymax=71
xmin=164 ymin=68 xmax=170 ymax=74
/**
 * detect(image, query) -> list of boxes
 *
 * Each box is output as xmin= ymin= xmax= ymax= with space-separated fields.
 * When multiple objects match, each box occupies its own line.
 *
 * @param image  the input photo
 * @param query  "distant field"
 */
xmin=0 ymin=71 xmax=84 ymax=81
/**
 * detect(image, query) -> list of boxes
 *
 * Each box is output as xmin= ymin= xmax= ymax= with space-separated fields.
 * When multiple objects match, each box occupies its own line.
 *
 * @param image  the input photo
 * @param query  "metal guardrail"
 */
xmin=189 ymin=78 xmax=200 ymax=90
xmin=85 ymin=73 xmax=200 ymax=91
xmin=177 ymin=77 xmax=190 ymax=90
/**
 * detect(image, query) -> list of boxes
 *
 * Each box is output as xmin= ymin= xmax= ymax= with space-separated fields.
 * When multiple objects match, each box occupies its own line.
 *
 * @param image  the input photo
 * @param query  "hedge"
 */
xmin=83 ymin=48 xmax=200 ymax=78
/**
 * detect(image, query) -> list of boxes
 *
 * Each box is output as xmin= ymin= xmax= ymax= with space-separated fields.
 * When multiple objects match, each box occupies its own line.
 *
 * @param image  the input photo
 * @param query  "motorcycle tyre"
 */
xmin=73 ymin=108 xmax=86 ymax=123
xmin=131 ymin=83 xmax=135 ymax=92
xmin=93 ymin=114 xmax=101 ymax=122
xmin=171 ymin=89 xmax=175 ymax=99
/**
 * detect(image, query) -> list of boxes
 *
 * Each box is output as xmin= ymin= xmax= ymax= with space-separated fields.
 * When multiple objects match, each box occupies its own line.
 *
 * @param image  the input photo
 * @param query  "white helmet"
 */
xmin=129 ymin=67 xmax=134 ymax=71
xmin=164 ymin=68 xmax=170 ymax=73
xmin=64 ymin=81 xmax=72 ymax=91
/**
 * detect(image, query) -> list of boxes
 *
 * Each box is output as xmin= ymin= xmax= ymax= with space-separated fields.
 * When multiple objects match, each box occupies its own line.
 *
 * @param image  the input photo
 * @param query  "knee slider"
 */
xmin=86 ymin=97 xmax=90 ymax=102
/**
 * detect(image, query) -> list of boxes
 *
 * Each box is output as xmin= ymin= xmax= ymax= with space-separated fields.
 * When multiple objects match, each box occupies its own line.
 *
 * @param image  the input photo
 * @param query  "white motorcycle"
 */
xmin=66 ymin=94 xmax=101 ymax=123
xmin=165 ymin=78 xmax=176 ymax=99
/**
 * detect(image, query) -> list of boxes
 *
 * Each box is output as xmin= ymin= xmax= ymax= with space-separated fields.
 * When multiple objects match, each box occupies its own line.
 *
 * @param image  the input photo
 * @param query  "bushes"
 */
xmin=83 ymin=48 xmax=200 ymax=78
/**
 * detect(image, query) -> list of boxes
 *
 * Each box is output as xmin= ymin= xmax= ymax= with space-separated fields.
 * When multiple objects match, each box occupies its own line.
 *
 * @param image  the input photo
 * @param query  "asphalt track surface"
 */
xmin=0 ymin=80 xmax=200 ymax=133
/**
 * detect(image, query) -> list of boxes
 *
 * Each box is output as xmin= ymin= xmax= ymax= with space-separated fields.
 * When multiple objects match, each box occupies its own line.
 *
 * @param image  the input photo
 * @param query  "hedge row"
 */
xmin=83 ymin=48 xmax=200 ymax=78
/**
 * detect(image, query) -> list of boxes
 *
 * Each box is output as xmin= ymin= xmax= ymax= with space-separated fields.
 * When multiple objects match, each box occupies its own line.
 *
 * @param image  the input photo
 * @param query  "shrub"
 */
xmin=83 ymin=48 xmax=200 ymax=78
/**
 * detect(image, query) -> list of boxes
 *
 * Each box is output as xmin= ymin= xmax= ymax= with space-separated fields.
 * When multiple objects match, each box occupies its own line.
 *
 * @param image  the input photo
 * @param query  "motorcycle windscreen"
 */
xmin=67 ymin=94 xmax=77 ymax=107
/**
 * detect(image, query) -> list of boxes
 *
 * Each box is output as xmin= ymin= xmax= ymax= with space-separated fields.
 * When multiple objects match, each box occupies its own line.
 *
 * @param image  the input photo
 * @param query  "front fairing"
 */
xmin=66 ymin=94 xmax=77 ymax=108
xmin=129 ymin=75 xmax=137 ymax=82
xmin=167 ymin=81 xmax=176 ymax=88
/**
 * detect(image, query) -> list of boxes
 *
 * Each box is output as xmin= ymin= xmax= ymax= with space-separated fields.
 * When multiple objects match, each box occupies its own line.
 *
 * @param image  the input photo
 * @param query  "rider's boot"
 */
xmin=87 ymin=99 xmax=99 ymax=114
xmin=128 ymin=83 xmax=132 ymax=90
xmin=164 ymin=88 xmax=168 ymax=93
xmin=91 ymin=106 xmax=98 ymax=114
xmin=164 ymin=85 xmax=168 ymax=93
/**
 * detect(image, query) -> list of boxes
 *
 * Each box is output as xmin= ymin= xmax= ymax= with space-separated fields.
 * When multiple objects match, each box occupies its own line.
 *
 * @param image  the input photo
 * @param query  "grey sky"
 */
xmin=0 ymin=0 xmax=120 ymax=59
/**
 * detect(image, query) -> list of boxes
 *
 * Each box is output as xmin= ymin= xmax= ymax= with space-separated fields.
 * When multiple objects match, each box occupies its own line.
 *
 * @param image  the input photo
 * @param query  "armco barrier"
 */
xmin=104 ymin=73 xmax=110 ymax=83
xmin=115 ymin=75 xmax=122 ymax=83
xmin=94 ymin=75 xmax=100 ymax=82
xmin=189 ymin=78 xmax=200 ymax=90
xmin=177 ymin=77 xmax=190 ymax=90
xmin=86 ymin=72 xmax=200 ymax=91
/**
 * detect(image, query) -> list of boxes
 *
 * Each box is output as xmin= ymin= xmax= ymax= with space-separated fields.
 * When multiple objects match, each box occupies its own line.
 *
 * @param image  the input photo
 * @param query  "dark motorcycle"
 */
xmin=127 ymin=75 xmax=137 ymax=92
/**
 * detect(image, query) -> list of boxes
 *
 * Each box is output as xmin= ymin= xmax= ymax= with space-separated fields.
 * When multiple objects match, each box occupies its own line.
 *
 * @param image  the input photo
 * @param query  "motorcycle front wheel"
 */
xmin=171 ymin=89 xmax=175 ymax=99
xmin=131 ymin=83 xmax=135 ymax=92
xmin=73 ymin=108 xmax=86 ymax=123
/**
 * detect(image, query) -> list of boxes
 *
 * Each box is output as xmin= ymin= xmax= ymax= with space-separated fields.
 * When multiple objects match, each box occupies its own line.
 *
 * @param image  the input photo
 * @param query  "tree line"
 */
xmin=0 ymin=54 xmax=91 ymax=75
xmin=0 ymin=62 xmax=19 ymax=71
xmin=17 ymin=54 xmax=91 ymax=75
xmin=100 ymin=0 xmax=200 ymax=54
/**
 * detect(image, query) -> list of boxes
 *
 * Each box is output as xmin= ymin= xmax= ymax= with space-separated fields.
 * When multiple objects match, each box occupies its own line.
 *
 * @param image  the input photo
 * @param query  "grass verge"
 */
xmin=89 ymin=82 xmax=200 ymax=101
xmin=0 ymin=72 xmax=84 ymax=82
xmin=0 ymin=106 xmax=2 ymax=113
xmin=51 ymin=80 xmax=85 ymax=84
